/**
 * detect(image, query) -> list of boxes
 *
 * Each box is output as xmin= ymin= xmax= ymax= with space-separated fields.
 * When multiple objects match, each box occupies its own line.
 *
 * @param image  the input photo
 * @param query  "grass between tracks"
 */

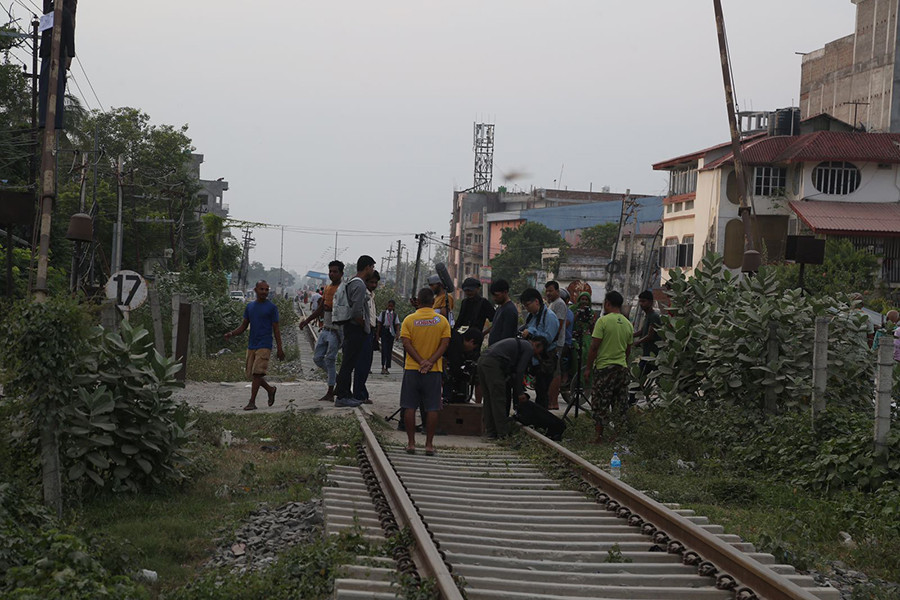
xmin=507 ymin=416 xmax=900 ymax=598
xmin=74 ymin=410 xmax=363 ymax=598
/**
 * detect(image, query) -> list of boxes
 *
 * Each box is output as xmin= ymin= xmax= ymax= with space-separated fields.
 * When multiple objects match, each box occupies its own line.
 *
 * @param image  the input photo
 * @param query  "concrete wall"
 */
xmin=800 ymin=0 xmax=900 ymax=131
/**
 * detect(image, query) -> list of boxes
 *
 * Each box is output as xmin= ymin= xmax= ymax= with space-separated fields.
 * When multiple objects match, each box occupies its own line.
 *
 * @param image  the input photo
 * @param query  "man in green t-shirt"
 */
xmin=584 ymin=290 xmax=633 ymax=443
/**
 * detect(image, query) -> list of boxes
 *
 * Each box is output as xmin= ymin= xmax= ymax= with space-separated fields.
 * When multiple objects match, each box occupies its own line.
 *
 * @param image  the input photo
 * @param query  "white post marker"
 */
xmin=105 ymin=270 xmax=148 ymax=316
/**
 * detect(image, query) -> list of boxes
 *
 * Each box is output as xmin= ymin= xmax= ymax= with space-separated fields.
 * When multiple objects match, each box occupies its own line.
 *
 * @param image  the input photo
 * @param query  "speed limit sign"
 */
xmin=106 ymin=270 xmax=148 ymax=311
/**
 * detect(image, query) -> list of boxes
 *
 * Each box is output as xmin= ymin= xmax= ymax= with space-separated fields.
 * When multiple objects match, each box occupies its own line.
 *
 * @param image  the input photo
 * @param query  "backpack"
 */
xmin=331 ymin=277 xmax=361 ymax=326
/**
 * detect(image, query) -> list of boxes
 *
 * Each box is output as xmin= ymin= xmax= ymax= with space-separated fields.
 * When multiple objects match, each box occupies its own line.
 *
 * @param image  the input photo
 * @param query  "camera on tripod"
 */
xmin=446 ymin=360 xmax=477 ymax=403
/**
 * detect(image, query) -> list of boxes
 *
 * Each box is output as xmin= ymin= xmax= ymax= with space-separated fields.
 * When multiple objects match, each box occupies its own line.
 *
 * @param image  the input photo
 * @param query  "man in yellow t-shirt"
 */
xmin=428 ymin=274 xmax=454 ymax=322
xmin=400 ymin=286 xmax=451 ymax=456
xmin=584 ymin=290 xmax=633 ymax=444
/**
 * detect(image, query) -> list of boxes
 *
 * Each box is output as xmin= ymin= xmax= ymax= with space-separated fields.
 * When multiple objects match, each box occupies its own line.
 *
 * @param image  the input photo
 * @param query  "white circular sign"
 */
xmin=106 ymin=270 xmax=148 ymax=311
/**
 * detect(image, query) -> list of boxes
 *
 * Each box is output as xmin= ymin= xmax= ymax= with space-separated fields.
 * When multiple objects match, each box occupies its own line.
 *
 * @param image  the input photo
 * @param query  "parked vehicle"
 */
xmin=229 ymin=290 xmax=245 ymax=302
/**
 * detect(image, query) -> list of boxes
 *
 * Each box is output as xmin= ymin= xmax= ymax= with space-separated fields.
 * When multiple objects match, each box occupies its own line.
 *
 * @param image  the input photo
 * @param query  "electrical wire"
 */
xmin=67 ymin=72 xmax=93 ymax=112
xmin=74 ymin=57 xmax=103 ymax=111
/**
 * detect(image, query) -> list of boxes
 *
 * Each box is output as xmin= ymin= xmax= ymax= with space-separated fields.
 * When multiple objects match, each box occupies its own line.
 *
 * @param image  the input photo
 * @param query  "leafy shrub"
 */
xmin=0 ymin=483 xmax=146 ymax=599
xmin=63 ymin=322 xmax=193 ymax=493
xmin=655 ymin=254 xmax=872 ymax=411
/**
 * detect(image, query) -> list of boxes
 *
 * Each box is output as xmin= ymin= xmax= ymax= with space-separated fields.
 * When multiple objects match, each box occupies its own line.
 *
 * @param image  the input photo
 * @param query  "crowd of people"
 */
xmin=230 ymin=254 xmax=664 ymax=452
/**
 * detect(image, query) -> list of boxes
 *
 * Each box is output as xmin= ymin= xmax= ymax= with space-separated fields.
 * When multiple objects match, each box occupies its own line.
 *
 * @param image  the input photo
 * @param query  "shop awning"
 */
xmin=788 ymin=201 xmax=900 ymax=237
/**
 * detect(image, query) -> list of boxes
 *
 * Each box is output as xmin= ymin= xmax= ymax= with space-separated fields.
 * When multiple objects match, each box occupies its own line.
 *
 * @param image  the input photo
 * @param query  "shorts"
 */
xmin=400 ymin=370 xmax=443 ymax=412
xmin=246 ymin=348 xmax=271 ymax=378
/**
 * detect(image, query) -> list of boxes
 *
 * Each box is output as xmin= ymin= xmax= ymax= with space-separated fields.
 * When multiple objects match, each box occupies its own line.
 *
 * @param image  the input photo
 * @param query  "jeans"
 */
xmin=313 ymin=328 xmax=341 ymax=386
xmin=380 ymin=332 xmax=395 ymax=370
xmin=353 ymin=330 xmax=376 ymax=401
xmin=335 ymin=323 xmax=367 ymax=399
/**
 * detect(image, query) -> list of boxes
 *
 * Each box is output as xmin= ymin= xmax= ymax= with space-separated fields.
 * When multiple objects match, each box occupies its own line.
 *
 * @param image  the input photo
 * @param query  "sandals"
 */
xmin=405 ymin=447 xmax=416 ymax=455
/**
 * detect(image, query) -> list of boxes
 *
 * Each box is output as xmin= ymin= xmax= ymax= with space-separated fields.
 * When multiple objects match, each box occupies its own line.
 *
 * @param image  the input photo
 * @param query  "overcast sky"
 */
xmin=13 ymin=0 xmax=859 ymax=280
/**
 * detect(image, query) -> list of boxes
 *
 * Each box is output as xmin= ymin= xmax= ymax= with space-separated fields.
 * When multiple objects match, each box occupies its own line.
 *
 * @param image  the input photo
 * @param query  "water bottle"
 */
xmin=610 ymin=452 xmax=621 ymax=479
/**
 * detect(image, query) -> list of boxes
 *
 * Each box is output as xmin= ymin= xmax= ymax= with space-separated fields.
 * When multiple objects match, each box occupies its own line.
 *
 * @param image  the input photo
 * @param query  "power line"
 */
xmin=67 ymin=72 xmax=94 ymax=112
xmin=75 ymin=57 xmax=103 ymax=111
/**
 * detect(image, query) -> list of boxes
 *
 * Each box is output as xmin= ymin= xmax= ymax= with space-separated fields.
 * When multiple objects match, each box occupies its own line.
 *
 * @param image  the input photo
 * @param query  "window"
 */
xmin=678 ymin=235 xmax=694 ymax=268
xmin=812 ymin=161 xmax=861 ymax=195
xmin=659 ymin=238 xmax=680 ymax=268
xmin=668 ymin=168 xmax=698 ymax=196
xmin=465 ymin=233 xmax=472 ymax=245
xmin=674 ymin=203 xmax=683 ymax=212
xmin=754 ymin=166 xmax=787 ymax=196
xmin=684 ymin=200 xmax=694 ymax=210
xmin=474 ymin=234 xmax=482 ymax=244
xmin=666 ymin=204 xmax=673 ymax=214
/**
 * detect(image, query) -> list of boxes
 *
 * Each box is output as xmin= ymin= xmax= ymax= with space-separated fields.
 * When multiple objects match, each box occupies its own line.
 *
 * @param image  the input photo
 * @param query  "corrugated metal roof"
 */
xmin=789 ymin=200 xmax=900 ymax=236
xmin=701 ymin=131 xmax=900 ymax=171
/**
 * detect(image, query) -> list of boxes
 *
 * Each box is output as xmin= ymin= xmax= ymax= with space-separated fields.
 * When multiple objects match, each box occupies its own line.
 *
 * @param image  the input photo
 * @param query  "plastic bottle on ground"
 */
xmin=610 ymin=452 xmax=621 ymax=479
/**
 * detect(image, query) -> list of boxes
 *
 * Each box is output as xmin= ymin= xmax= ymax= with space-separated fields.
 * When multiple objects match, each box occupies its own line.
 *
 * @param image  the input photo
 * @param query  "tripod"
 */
xmin=562 ymin=335 xmax=591 ymax=423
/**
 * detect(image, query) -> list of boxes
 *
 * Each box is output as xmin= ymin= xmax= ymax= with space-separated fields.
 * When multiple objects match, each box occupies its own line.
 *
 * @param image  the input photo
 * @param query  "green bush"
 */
xmin=655 ymin=254 xmax=872 ymax=411
xmin=63 ymin=321 xmax=193 ymax=494
xmin=0 ymin=483 xmax=146 ymax=599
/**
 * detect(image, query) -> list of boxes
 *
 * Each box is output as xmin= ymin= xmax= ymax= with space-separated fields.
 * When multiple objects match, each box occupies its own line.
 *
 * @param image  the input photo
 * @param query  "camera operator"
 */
xmin=443 ymin=328 xmax=484 ymax=403
xmin=518 ymin=288 xmax=559 ymax=409
xmin=478 ymin=335 xmax=548 ymax=438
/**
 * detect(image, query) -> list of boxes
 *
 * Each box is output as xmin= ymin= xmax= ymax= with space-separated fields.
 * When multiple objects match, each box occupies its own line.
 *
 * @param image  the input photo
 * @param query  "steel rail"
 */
xmin=354 ymin=410 xmax=464 ymax=600
xmin=522 ymin=427 xmax=820 ymax=600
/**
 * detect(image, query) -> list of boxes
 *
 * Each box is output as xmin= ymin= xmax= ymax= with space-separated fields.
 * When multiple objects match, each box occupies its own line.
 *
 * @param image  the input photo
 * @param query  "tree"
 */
xmin=578 ymin=222 xmax=618 ymax=252
xmin=490 ymin=222 xmax=568 ymax=294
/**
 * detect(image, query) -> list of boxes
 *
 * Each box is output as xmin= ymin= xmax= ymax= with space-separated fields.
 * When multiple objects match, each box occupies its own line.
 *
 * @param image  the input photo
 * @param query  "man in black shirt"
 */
xmin=478 ymin=336 xmax=548 ymax=438
xmin=485 ymin=279 xmax=518 ymax=346
xmin=455 ymin=277 xmax=496 ymax=334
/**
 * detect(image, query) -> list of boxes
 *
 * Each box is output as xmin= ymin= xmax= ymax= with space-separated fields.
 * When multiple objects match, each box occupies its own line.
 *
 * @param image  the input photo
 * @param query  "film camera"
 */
xmin=445 ymin=359 xmax=477 ymax=403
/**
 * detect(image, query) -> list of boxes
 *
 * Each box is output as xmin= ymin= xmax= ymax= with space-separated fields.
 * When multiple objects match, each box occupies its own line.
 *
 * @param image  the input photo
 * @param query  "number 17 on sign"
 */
xmin=105 ymin=270 xmax=148 ymax=312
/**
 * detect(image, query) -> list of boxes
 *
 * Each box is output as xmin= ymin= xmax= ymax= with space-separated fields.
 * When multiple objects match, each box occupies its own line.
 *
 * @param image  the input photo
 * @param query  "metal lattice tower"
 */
xmin=473 ymin=122 xmax=495 ymax=192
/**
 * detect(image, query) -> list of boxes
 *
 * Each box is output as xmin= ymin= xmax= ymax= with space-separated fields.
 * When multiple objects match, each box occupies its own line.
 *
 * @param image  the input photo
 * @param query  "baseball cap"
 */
xmin=461 ymin=277 xmax=480 ymax=291
xmin=427 ymin=274 xmax=441 ymax=285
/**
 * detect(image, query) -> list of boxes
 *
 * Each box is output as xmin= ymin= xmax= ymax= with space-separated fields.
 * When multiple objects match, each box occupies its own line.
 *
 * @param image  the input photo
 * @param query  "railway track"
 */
xmin=324 ymin=413 xmax=840 ymax=600
xmin=298 ymin=300 xmax=838 ymax=599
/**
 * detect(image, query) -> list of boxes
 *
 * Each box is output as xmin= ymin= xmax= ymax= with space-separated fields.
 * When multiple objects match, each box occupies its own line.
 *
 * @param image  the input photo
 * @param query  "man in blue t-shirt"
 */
xmin=225 ymin=280 xmax=285 ymax=410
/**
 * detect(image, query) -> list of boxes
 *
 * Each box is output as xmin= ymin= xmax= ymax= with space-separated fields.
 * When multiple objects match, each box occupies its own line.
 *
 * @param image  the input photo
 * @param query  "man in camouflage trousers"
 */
xmin=584 ymin=291 xmax=633 ymax=444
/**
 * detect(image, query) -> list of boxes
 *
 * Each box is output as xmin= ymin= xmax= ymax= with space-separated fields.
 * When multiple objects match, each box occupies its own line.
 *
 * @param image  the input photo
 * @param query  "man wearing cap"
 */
xmin=454 ymin=277 xmax=494 ymax=402
xmin=428 ymin=274 xmax=454 ymax=323
xmin=455 ymin=277 xmax=495 ymax=334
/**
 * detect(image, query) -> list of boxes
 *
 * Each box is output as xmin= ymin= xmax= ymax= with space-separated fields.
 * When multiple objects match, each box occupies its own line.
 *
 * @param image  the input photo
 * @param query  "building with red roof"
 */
xmin=652 ymin=113 xmax=900 ymax=285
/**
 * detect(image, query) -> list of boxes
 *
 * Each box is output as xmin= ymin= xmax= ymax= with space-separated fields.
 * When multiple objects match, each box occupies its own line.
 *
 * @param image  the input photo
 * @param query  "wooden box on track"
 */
xmin=436 ymin=403 xmax=483 ymax=436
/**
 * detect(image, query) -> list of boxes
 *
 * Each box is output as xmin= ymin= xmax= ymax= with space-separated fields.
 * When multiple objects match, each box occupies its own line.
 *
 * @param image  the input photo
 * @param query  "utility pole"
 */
xmin=623 ymin=194 xmax=638 ymax=300
xmin=111 ymin=156 xmax=124 ymax=274
xmin=334 ymin=231 xmax=338 ymax=261
xmin=70 ymin=152 xmax=88 ymax=293
xmin=33 ymin=0 xmax=64 ymax=300
xmin=278 ymin=225 xmax=284 ymax=294
xmin=395 ymin=239 xmax=402 ymax=289
xmin=237 ymin=226 xmax=254 ymax=290
xmin=713 ymin=0 xmax=760 ymax=271
xmin=412 ymin=233 xmax=426 ymax=298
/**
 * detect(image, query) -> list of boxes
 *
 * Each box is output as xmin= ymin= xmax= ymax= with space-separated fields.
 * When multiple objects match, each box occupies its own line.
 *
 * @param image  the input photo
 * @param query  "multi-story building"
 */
xmin=800 ymin=0 xmax=900 ymax=132
xmin=449 ymin=188 xmax=656 ymax=291
xmin=653 ymin=114 xmax=900 ymax=285
xmin=189 ymin=153 xmax=229 ymax=219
